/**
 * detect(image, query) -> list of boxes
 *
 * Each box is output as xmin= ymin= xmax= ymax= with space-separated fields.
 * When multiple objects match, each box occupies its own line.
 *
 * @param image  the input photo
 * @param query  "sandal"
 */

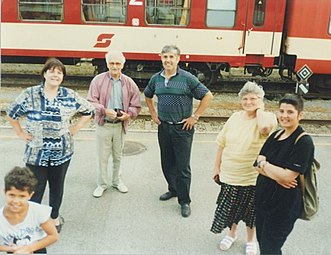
xmin=246 ymin=242 xmax=257 ymax=255
xmin=219 ymin=235 xmax=237 ymax=251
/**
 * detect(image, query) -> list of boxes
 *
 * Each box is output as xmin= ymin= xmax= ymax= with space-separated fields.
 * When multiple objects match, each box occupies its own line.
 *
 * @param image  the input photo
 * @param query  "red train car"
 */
xmin=1 ymin=0 xmax=331 ymax=90
xmin=284 ymin=0 xmax=331 ymax=92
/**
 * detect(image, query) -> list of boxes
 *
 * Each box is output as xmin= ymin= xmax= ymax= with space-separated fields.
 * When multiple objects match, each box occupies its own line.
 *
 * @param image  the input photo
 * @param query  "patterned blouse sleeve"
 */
xmin=74 ymin=91 xmax=94 ymax=116
xmin=6 ymin=88 xmax=31 ymax=119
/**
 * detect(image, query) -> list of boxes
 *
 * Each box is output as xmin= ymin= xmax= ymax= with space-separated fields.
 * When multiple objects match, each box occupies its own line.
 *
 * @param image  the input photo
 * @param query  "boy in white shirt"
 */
xmin=0 ymin=166 xmax=58 ymax=253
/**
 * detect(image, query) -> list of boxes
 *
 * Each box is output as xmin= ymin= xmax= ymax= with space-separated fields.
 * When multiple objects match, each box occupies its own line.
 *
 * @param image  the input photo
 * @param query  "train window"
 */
xmin=253 ymin=0 xmax=266 ymax=26
xmin=206 ymin=0 xmax=236 ymax=27
xmin=82 ymin=0 xmax=127 ymax=23
xmin=18 ymin=0 xmax=63 ymax=21
xmin=145 ymin=0 xmax=190 ymax=26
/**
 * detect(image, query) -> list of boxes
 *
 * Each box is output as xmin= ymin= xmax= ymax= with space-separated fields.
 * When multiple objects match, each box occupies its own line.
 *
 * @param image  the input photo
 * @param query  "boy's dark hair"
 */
xmin=5 ymin=166 xmax=37 ymax=194
xmin=279 ymin=94 xmax=304 ymax=112
xmin=41 ymin=57 xmax=67 ymax=81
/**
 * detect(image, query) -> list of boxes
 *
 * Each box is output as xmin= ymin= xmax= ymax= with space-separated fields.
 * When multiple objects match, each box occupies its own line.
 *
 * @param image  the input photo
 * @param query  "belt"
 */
xmin=161 ymin=120 xmax=185 ymax=125
xmin=104 ymin=119 xmax=121 ymax=124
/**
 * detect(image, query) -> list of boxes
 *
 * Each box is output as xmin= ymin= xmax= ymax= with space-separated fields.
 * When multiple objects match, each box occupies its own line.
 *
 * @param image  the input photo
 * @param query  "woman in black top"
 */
xmin=254 ymin=94 xmax=315 ymax=254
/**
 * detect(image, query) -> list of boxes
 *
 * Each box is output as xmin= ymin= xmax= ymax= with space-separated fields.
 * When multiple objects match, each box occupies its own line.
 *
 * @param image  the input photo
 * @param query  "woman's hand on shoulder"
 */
xmin=256 ymin=101 xmax=265 ymax=112
xmin=257 ymin=112 xmax=278 ymax=137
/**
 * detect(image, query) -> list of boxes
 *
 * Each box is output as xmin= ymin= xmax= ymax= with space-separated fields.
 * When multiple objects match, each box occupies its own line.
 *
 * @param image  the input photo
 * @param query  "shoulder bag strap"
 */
xmin=294 ymin=131 xmax=308 ymax=193
xmin=274 ymin=129 xmax=284 ymax=139
xmin=295 ymin=132 xmax=307 ymax=145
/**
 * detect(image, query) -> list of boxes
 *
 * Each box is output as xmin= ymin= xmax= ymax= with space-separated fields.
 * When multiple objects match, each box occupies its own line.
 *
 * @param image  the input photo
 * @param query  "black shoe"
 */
xmin=55 ymin=216 xmax=65 ymax=233
xmin=159 ymin=191 xmax=177 ymax=201
xmin=181 ymin=204 xmax=191 ymax=217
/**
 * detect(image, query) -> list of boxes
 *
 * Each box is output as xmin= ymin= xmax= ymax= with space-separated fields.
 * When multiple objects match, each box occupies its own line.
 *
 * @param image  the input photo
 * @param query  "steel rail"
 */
xmin=2 ymin=111 xmax=328 ymax=126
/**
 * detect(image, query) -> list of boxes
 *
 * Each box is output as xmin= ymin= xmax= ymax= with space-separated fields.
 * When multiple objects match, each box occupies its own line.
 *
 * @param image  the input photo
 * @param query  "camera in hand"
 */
xmin=115 ymin=108 xmax=123 ymax=117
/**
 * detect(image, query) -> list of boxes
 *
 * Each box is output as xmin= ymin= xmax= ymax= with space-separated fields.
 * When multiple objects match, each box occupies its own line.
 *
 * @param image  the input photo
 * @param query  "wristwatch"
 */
xmin=258 ymin=160 xmax=267 ymax=169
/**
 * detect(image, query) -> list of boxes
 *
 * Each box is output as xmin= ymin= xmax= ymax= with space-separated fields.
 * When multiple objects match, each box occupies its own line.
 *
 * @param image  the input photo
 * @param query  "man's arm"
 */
xmin=86 ymin=79 xmax=106 ymax=115
xmin=183 ymin=91 xmax=213 ymax=130
xmin=193 ymin=91 xmax=213 ymax=118
xmin=145 ymin=96 xmax=161 ymax=125
xmin=125 ymin=83 xmax=142 ymax=119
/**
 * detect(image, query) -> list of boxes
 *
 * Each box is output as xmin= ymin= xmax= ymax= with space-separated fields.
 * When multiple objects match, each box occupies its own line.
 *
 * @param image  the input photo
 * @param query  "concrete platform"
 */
xmin=0 ymin=128 xmax=330 ymax=254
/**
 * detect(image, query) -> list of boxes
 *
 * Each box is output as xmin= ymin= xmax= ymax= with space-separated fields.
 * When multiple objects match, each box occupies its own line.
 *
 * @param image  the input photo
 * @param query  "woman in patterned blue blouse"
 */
xmin=6 ymin=58 xmax=94 ymax=233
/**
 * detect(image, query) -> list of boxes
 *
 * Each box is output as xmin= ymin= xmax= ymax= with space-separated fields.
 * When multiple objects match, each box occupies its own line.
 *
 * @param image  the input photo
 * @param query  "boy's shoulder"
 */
xmin=28 ymin=201 xmax=52 ymax=213
xmin=0 ymin=202 xmax=51 ymax=225
xmin=25 ymin=202 xmax=52 ymax=225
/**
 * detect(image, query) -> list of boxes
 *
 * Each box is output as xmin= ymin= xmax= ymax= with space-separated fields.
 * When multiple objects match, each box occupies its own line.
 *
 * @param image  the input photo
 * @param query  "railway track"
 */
xmin=2 ymin=72 xmax=331 ymax=99
xmin=1 ymin=73 xmax=330 ymax=134
xmin=1 ymin=110 xmax=330 ymax=127
xmin=136 ymin=114 xmax=331 ymax=126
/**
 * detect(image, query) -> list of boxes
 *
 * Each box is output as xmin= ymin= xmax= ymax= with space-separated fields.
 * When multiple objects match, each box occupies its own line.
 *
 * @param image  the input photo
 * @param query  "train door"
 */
xmin=242 ymin=0 xmax=286 ymax=56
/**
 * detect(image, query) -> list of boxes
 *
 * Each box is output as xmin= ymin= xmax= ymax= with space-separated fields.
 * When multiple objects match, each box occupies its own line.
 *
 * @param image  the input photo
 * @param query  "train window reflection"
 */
xmin=206 ymin=0 xmax=236 ymax=27
xmin=253 ymin=0 xmax=266 ymax=26
xmin=19 ymin=0 xmax=63 ymax=21
xmin=145 ymin=0 xmax=190 ymax=26
xmin=82 ymin=0 xmax=127 ymax=23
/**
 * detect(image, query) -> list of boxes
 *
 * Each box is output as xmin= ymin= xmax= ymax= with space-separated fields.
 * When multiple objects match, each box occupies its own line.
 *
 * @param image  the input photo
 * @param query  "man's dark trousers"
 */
xmin=158 ymin=122 xmax=194 ymax=205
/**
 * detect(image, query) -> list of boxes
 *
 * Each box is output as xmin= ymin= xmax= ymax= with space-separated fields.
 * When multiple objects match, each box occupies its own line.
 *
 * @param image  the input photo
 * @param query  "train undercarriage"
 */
xmin=2 ymin=55 xmax=331 ymax=95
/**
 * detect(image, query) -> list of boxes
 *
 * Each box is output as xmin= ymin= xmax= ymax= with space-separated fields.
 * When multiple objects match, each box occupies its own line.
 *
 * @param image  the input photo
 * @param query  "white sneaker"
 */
xmin=93 ymin=186 xmax=107 ymax=198
xmin=113 ymin=183 xmax=128 ymax=193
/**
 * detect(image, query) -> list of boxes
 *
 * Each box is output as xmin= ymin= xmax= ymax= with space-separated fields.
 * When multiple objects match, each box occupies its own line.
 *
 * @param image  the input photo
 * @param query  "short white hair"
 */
xmin=238 ymin=81 xmax=265 ymax=98
xmin=105 ymin=50 xmax=126 ymax=64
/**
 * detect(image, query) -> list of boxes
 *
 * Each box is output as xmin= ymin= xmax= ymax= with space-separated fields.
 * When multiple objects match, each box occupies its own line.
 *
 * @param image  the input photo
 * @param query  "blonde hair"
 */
xmin=238 ymin=81 xmax=265 ymax=98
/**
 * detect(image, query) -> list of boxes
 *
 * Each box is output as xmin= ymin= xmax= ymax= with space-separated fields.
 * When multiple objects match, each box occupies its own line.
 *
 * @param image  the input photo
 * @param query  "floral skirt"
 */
xmin=210 ymin=182 xmax=256 ymax=234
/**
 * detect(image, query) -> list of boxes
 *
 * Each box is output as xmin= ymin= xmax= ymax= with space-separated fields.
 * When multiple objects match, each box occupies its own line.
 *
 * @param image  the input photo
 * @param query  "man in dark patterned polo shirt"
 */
xmin=144 ymin=45 xmax=213 ymax=217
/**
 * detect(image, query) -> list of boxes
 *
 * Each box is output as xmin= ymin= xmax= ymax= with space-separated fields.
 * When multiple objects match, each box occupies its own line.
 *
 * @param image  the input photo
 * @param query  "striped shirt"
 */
xmin=6 ymin=84 xmax=94 ymax=167
xmin=144 ymin=68 xmax=209 ymax=123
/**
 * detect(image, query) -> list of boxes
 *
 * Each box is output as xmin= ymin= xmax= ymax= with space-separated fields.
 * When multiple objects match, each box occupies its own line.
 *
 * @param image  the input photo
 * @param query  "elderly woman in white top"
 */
xmin=210 ymin=81 xmax=278 ymax=255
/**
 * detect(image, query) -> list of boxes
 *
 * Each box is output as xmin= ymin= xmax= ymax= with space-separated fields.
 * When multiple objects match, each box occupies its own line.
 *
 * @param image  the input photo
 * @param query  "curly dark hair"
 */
xmin=5 ymin=166 xmax=37 ymax=194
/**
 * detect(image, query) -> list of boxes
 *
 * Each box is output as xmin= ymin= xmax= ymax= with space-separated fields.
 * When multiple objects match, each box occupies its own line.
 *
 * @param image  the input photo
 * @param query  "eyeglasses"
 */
xmin=108 ymin=62 xmax=122 ymax=66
